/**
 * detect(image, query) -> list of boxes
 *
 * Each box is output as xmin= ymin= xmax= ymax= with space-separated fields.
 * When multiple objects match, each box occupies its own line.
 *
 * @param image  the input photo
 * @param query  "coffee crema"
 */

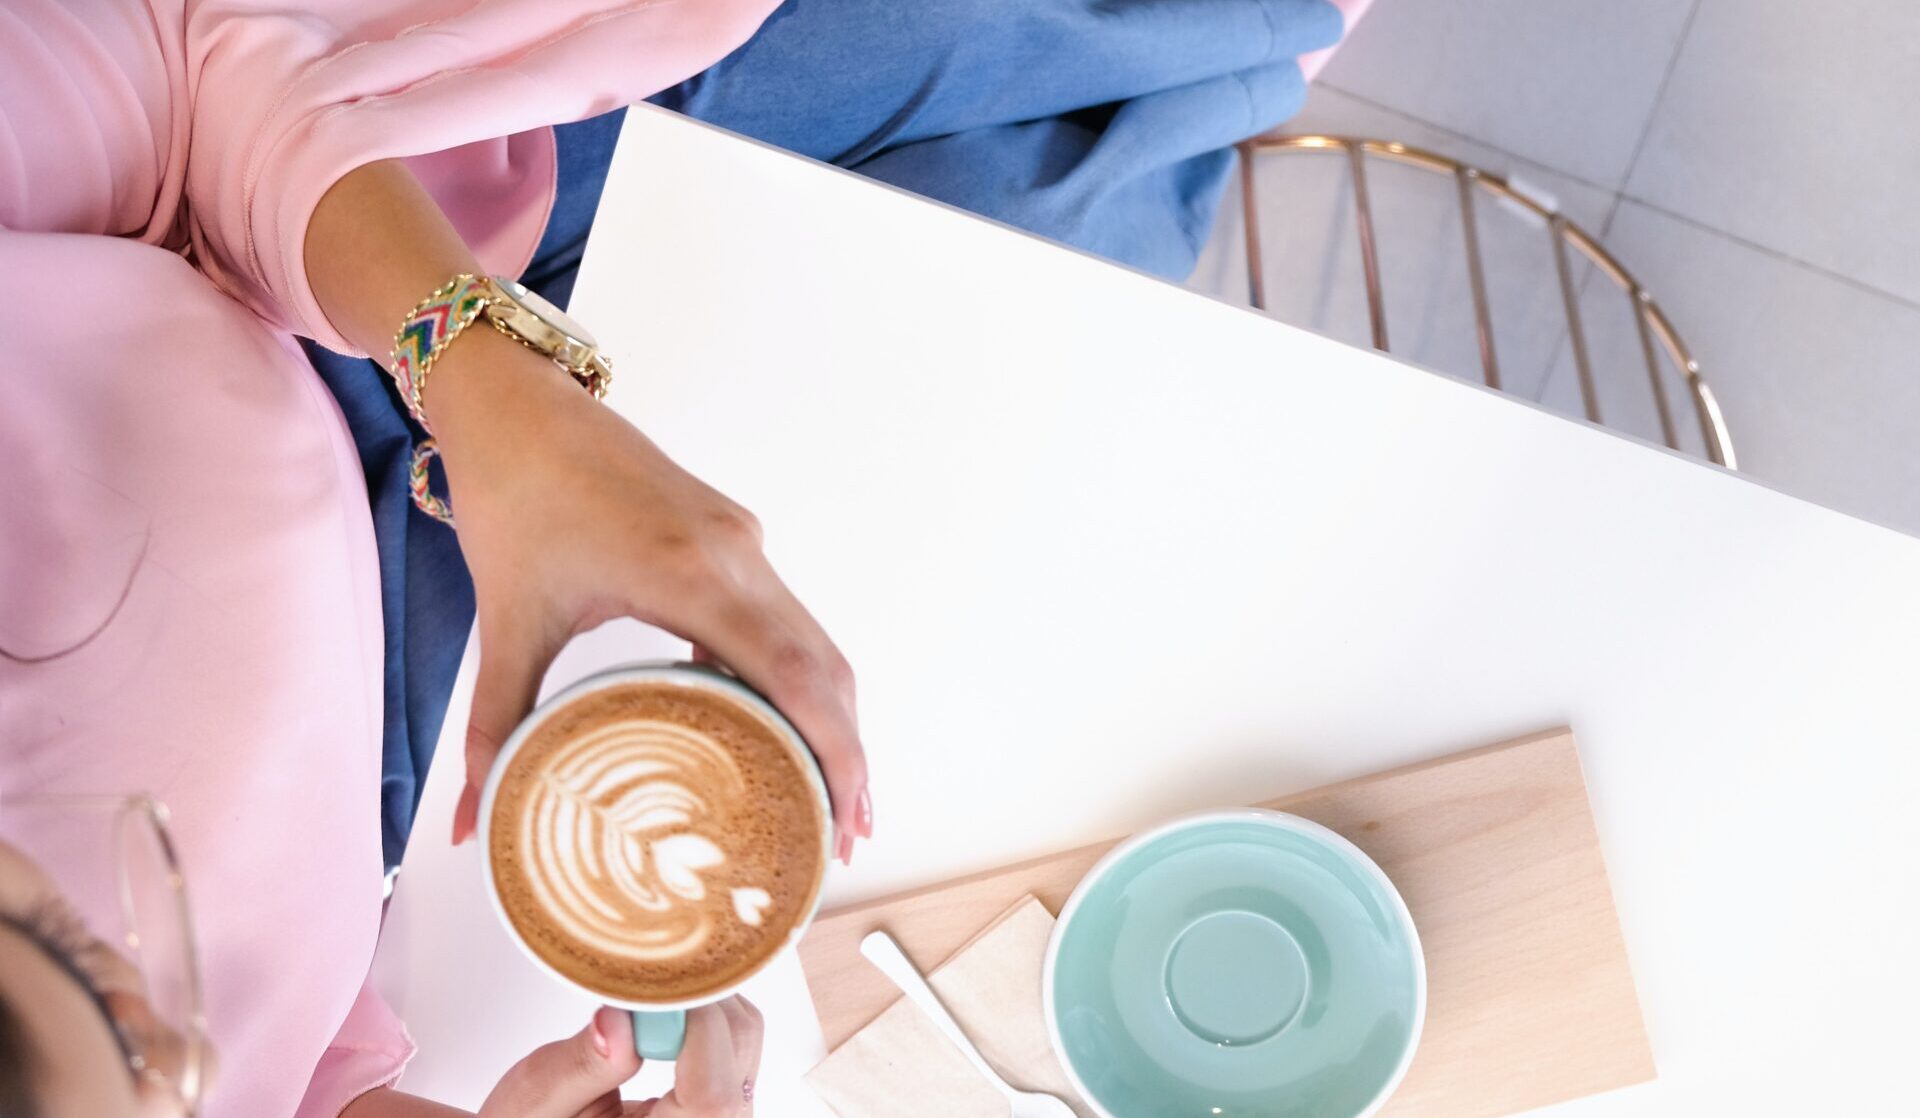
xmin=489 ymin=681 xmax=826 ymax=1002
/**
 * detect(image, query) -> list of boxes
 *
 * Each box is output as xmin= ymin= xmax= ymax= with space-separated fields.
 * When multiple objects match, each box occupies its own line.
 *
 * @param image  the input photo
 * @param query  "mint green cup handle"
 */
xmin=633 ymin=1009 xmax=687 ymax=1061
xmin=633 ymin=1014 xmax=687 ymax=1068
xmin=629 ymin=1014 xmax=683 ymax=1068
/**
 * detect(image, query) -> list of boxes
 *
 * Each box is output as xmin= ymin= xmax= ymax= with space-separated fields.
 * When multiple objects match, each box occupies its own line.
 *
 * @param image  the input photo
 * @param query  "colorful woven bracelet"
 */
xmin=408 ymin=439 xmax=455 ymax=527
xmin=389 ymin=273 xmax=491 ymax=433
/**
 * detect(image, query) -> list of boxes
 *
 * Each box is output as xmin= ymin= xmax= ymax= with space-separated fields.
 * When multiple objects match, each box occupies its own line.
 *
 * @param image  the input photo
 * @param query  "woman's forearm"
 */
xmin=304 ymin=159 xmax=478 ymax=362
xmin=303 ymin=159 xmax=573 ymax=451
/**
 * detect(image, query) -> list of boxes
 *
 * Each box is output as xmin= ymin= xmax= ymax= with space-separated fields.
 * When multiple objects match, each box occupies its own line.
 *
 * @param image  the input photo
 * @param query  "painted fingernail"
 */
xmin=451 ymin=784 xmax=479 ymax=845
xmin=855 ymin=787 xmax=874 ymax=839
xmin=836 ymin=830 xmax=855 ymax=866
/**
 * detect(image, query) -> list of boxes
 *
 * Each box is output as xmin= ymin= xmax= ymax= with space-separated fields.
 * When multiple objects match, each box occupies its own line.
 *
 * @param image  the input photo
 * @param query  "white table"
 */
xmin=374 ymin=105 xmax=1920 ymax=1115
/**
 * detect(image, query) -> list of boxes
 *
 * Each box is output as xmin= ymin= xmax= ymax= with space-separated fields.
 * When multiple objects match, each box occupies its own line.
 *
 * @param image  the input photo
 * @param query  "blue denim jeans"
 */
xmin=308 ymin=0 xmax=1341 ymax=869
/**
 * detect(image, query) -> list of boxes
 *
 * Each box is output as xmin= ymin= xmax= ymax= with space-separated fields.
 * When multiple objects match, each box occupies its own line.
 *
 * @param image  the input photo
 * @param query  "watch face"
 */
xmin=497 ymin=277 xmax=597 ymax=348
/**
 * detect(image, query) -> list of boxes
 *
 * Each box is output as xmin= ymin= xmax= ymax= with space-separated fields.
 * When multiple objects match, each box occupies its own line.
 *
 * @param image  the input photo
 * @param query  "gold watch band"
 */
xmin=389 ymin=273 xmax=613 ymax=529
xmin=478 ymin=276 xmax=613 ymax=399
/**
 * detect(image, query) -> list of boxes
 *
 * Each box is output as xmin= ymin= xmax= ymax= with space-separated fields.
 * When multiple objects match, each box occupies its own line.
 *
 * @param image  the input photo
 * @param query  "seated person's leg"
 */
xmin=645 ymin=0 xmax=1338 ymax=276
xmin=649 ymin=0 xmax=1341 ymax=164
xmin=849 ymin=62 xmax=1313 ymax=279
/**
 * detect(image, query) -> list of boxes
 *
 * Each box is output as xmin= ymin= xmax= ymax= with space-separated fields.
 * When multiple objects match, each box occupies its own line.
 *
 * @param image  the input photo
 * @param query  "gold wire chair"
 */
xmin=1236 ymin=134 xmax=1736 ymax=469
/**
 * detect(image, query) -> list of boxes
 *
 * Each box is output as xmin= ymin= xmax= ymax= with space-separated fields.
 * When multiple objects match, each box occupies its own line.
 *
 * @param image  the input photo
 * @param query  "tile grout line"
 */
xmin=1313 ymin=82 xmax=1625 ymax=200
xmin=1317 ymin=23 xmax=1920 ymax=418
xmin=1322 ymin=59 xmax=1920 ymax=316
xmin=1533 ymin=0 xmax=1704 ymax=406
xmin=1612 ymin=194 xmax=1920 ymax=314
xmin=1600 ymin=0 xmax=1705 ymax=241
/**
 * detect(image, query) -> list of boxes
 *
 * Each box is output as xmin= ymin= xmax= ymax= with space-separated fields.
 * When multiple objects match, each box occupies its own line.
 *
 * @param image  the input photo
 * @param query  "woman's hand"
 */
xmin=342 ymin=999 xmax=762 ymax=1118
xmin=480 ymin=1000 xmax=762 ymax=1118
xmin=431 ymin=331 xmax=870 ymax=861
xmin=303 ymin=159 xmax=870 ymax=863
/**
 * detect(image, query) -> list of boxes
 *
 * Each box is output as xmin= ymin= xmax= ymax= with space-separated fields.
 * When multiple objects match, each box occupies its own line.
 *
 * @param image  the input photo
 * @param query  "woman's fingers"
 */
xmin=649 ymin=1003 xmax=741 ymax=1117
xmin=748 ymin=609 xmax=868 ymax=865
xmin=714 ymin=996 xmax=764 ymax=1090
xmin=454 ymin=608 xmax=562 ymax=844
xmin=655 ymin=568 xmax=869 ymax=864
xmin=478 ymin=1007 xmax=641 ymax=1118
xmin=749 ymin=582 xmax=871 ymax=851
xmin=757 ymin=584 xmax=858 ymax=720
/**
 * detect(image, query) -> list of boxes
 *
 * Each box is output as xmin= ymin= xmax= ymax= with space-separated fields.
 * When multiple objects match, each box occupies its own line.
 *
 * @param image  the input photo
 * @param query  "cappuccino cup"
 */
xmin=480 ymin=662 xmax=832 ymax=1059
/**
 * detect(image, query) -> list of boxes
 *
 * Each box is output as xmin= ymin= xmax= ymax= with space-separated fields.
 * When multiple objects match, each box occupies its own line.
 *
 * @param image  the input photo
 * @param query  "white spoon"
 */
xmin=859 ymin=929 xmax=1078 ymax=1118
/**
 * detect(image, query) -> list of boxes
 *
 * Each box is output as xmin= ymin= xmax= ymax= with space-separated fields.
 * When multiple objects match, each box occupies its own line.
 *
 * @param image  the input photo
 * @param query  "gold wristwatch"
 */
xmin=478 ymin=275 xmax=613 ymax=399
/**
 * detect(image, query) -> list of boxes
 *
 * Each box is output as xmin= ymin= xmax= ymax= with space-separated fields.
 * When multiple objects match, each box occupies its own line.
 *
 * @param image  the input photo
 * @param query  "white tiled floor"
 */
xmin=1540 ymin=202 xmax=1920 ymax=527
xmin=1313 ymin=0 xmax=1698 ymax=187
xmin=1191 ymin=2 xmax=1920 ymax=537
xmin=1625 ymin=0 xmax=1920 ymax=306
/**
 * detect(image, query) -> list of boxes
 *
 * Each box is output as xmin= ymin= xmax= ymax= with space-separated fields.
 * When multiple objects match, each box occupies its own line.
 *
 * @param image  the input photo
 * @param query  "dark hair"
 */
xmin=0 ymin=995 xmax=40 ymax=1118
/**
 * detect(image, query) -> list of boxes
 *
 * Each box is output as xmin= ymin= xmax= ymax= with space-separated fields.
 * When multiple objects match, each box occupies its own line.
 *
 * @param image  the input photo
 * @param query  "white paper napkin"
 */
xmin=806 ymin=896 xmax=1094 ymax=1118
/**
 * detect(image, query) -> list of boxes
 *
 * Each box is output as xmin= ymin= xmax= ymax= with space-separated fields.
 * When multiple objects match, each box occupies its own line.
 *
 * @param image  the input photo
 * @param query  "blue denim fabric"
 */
xmin=312 ymin=0 xmax=1340 ymax=869
xmin=652 ymin=0 xmax=1340 ymax=277
xmin=299 ymin=116 xmax=621 ymax=871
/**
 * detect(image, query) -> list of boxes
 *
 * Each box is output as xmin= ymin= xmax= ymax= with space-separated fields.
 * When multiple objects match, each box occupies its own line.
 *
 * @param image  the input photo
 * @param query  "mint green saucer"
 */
xmin=1045 ymin=811 xmax=1425 ymax=1118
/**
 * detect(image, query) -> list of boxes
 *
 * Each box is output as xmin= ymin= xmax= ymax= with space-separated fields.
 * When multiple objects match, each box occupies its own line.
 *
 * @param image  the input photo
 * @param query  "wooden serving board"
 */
xmin=798 ymin=728 xmax=1655 ymax=1116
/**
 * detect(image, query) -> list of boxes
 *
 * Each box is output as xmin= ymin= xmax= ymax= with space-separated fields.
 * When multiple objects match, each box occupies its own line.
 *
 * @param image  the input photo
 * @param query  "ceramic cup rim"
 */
xmin=477 ymin=661 xmax=835 ymax=1013
xmin=1041 ymin=808 xmax=1428 ymax=1118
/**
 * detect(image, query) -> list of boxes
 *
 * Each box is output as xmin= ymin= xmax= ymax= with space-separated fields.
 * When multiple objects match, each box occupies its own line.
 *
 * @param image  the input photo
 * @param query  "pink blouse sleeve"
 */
xmin=294 ymin=976 xmax=417 ymax=1118
xmin=184 ymin=0 xmax=780 ymax=354
xmin=1 ymin=0 xmax=778 ymax=354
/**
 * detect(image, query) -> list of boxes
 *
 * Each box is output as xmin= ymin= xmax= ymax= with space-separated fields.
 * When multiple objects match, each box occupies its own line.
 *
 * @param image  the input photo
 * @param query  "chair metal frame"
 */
xmin=1236 ymin=134 xmax=1736 ymax=469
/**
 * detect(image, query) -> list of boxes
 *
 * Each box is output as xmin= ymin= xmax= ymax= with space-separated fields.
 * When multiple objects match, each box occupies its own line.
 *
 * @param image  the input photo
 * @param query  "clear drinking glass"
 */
xmin=0 ymin=794 xmax=208 ymax=1115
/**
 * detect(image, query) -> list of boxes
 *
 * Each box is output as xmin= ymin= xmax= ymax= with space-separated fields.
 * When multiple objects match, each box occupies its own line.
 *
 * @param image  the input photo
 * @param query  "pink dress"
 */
xmin=0 ymin=2 xmax=775 ymax=1115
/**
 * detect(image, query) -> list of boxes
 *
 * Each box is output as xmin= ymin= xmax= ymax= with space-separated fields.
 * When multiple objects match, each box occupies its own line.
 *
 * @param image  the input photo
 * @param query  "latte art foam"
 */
xmin=490 ymin=681 xmax=826 ymax=1002
xmin=524 ymin=718 xmax=752 ymax=964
